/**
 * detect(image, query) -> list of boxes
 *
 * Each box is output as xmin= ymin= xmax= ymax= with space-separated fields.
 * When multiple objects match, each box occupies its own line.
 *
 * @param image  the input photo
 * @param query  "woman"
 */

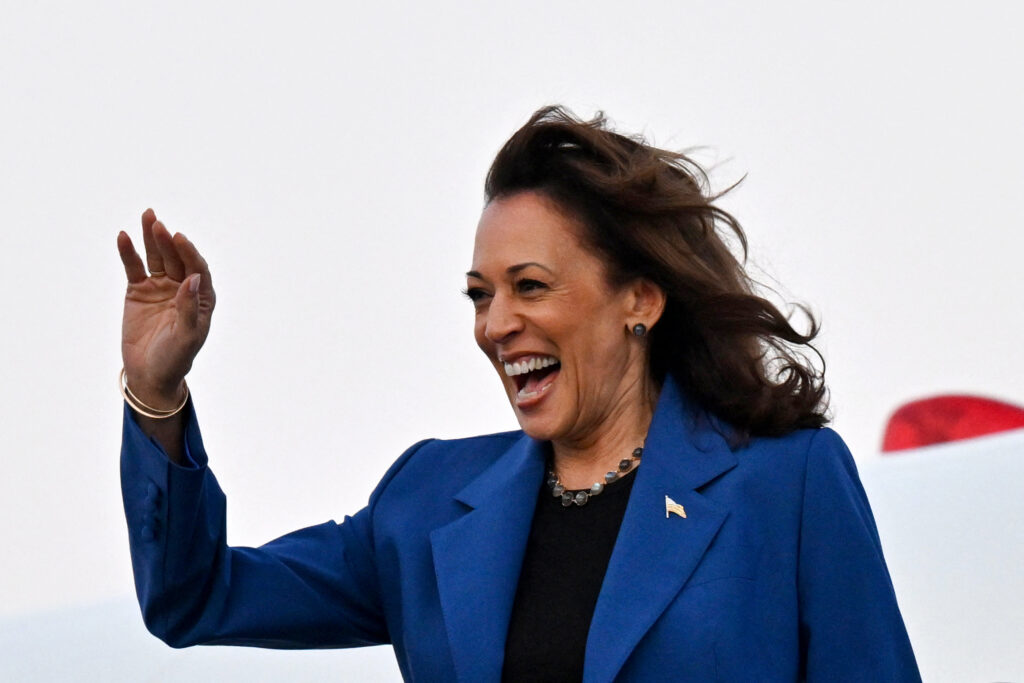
xmin=117 ymin=106 xmax=921 ymax=681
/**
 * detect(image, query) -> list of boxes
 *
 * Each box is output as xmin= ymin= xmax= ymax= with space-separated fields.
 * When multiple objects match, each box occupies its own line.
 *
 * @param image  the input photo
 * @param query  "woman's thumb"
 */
xmin=175 ymin=274 xmax=201 ymax=330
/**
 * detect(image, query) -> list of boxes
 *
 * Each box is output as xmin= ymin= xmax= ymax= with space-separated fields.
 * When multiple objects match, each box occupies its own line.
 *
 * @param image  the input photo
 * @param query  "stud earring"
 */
xmin=632 ymin=323 xmax=647 ymax=337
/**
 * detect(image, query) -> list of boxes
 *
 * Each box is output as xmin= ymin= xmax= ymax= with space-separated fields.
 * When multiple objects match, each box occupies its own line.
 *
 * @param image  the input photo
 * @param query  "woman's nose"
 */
xmin=484 ymin=293 xmax=523 ymax=344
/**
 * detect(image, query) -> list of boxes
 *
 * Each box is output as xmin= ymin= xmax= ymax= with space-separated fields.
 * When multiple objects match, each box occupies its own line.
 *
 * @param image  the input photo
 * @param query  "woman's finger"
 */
xmin=152 ymin=220 xmax=187 ymax=281
xmin=174 ymin=232 xmax=214 ymax=295
xmin=140 ymin=209 xmax=166 ymax=277
xmin=117 ymin=231 xmax=148 ymax=284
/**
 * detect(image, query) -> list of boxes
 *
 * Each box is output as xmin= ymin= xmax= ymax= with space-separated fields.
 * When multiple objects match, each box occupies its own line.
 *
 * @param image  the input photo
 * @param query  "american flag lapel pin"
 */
xmin=665 ymin=495 xmax=687 ymax=519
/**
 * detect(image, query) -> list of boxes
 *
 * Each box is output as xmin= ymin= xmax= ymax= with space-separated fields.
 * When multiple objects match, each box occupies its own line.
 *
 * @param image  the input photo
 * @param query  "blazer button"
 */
xmin=140 ymin=525 xmax=155 ymax=542
xmin=144 ymin=482 xmax=161 ymax=504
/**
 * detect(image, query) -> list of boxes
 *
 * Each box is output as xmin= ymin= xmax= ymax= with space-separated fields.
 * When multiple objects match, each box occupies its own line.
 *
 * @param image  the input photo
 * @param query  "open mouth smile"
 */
xmin=503 ymin=355 xmax=561 ymax=405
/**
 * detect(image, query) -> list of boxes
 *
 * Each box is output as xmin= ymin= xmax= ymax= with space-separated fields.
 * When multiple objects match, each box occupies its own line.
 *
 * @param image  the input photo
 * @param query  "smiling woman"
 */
xmin=117 ymin=106 xmax=921 ymax=681
xmin=466 ymin=191 xmax=665 ymax=477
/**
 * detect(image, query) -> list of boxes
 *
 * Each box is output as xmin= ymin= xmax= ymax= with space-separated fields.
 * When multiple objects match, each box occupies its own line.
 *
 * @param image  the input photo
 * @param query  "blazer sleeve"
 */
xmin=797 ymin=428 xmax=922 ymax=681
xmin=120 ymin=400 xmax=429 ymax=649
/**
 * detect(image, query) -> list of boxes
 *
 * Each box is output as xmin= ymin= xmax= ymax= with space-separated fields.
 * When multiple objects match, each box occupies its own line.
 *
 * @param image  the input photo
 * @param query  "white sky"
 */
xmin=1 ymin=0 xmax=1021 ymax=660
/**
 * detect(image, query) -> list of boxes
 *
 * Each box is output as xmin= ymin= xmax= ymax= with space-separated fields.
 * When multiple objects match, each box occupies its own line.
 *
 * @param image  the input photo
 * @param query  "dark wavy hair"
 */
xmin=484 ymin=106 xmax=829 ymax=438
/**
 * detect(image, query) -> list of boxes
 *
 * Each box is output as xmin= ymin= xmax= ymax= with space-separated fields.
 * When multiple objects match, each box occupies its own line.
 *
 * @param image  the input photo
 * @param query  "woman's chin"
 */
xmin=513 ymin=406 xmax=565 ymax=442
xmin=517 ymin=421 xmax=559 ymax=442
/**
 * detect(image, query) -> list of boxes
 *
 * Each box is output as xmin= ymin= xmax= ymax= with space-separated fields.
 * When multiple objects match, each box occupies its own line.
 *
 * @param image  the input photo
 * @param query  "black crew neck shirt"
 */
xmin=502 ymin=468 xmax=637 ymax=682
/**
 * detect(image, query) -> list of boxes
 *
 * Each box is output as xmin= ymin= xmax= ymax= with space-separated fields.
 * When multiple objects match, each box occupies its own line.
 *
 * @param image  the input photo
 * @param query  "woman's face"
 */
xmin=467 ymin=191 xmax=650 ymax=444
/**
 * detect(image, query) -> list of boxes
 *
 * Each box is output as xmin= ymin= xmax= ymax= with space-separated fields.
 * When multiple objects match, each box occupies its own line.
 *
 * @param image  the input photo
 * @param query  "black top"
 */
xmin=502 ymin=467 xmax=637 ymax=682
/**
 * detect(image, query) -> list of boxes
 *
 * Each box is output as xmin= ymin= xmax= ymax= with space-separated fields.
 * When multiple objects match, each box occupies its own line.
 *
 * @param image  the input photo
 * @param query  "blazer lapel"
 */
xmin=584 ymin=379 xmax=738 ymax=683
xmin=430 ymin=434 xmax=545 ymax=683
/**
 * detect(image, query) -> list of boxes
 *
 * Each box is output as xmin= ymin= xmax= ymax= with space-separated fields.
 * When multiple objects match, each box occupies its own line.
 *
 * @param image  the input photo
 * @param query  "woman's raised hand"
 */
xmin=117 ymin=209 xmax=216 ymax=409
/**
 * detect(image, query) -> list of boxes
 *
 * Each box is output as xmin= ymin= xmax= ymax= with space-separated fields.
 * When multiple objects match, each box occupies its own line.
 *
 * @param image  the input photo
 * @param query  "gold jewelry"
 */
xmin=119 ymin=368 xmax=189 ymax=419
xmin=149 ymin=270 xmax=166 ymax=277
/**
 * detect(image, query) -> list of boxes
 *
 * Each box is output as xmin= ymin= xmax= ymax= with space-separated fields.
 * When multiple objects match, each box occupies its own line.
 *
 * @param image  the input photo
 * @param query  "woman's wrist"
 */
xmin=132 ymin=409 xmax=188 ymax=466
xmin=121 ymin=369 xmax=188 ymax=416
xmin=121 ymin=368 xmax=190 ymax=465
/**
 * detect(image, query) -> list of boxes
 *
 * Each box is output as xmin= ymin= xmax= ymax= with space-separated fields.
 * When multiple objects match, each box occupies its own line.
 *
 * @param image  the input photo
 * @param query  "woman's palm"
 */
xmin=118 ymin=209 xmax=215 ymax=400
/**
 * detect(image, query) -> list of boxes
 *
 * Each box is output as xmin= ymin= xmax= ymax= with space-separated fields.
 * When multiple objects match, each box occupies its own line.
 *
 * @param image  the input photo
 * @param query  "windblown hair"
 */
xmin=485 ymin=106 xmax=829 ymax=438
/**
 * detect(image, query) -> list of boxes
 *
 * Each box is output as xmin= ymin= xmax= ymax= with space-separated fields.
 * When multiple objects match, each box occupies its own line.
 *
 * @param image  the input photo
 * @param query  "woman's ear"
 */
xmin=626 ymin=278 xmax=666 ymax=330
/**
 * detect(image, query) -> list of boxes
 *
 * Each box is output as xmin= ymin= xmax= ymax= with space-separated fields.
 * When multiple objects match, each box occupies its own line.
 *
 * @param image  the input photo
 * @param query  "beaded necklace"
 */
xmin=546 ymin=446 xmax=643 ymax=507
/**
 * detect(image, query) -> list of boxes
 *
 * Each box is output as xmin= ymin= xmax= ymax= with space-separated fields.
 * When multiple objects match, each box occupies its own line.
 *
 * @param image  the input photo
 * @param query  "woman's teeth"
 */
xmin=503 ymin=355 xmax=561 ymax=402
xmin=517 ymin=381 xmax=554 ymax=400
xmin=503 ymin=356 xmax=559 ymax=377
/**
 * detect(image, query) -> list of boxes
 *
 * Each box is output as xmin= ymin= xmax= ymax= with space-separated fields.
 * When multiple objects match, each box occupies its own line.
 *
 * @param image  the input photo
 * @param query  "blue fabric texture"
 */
xmin=121 ymin=377 xmax=921 ymax=682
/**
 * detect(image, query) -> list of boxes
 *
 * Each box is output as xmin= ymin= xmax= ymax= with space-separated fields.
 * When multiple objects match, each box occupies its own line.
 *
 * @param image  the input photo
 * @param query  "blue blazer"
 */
xmin=121 ymin=378 xmax=920 ymax=681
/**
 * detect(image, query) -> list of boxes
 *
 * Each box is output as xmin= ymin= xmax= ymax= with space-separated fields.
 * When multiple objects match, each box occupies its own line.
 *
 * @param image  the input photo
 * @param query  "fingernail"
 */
xmin=189 ymin=274 xmax=201 ymax=294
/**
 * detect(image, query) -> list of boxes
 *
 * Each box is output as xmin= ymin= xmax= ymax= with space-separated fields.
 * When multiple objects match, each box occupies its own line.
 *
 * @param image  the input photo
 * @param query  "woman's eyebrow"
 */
xmin=507 ymin=262 xmax=554 ymax=275
xmin=465 ymin=262 xmax=554 ymax=280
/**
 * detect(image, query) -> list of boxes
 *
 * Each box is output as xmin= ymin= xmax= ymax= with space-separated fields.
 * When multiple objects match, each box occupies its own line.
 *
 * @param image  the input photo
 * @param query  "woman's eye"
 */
xmin=517 ymin=279 xmax=547 ymax=293
xmin=463 ymin=287 xmax=490 ymax=304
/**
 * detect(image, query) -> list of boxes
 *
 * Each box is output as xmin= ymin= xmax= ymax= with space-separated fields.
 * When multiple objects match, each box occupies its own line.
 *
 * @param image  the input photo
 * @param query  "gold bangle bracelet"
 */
xmin=119 ymin=368 xmax=189 ymax=419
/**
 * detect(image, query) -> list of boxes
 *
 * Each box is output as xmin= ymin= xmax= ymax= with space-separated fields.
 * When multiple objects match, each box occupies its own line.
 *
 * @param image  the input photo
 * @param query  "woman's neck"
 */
xmin=550 ymin=380 xmax=659 ymax=490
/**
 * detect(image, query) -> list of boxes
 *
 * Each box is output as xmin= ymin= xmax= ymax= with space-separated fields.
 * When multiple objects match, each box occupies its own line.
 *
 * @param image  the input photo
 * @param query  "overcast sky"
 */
xmin=1 ymin=0 xmax=1021 ymax=653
